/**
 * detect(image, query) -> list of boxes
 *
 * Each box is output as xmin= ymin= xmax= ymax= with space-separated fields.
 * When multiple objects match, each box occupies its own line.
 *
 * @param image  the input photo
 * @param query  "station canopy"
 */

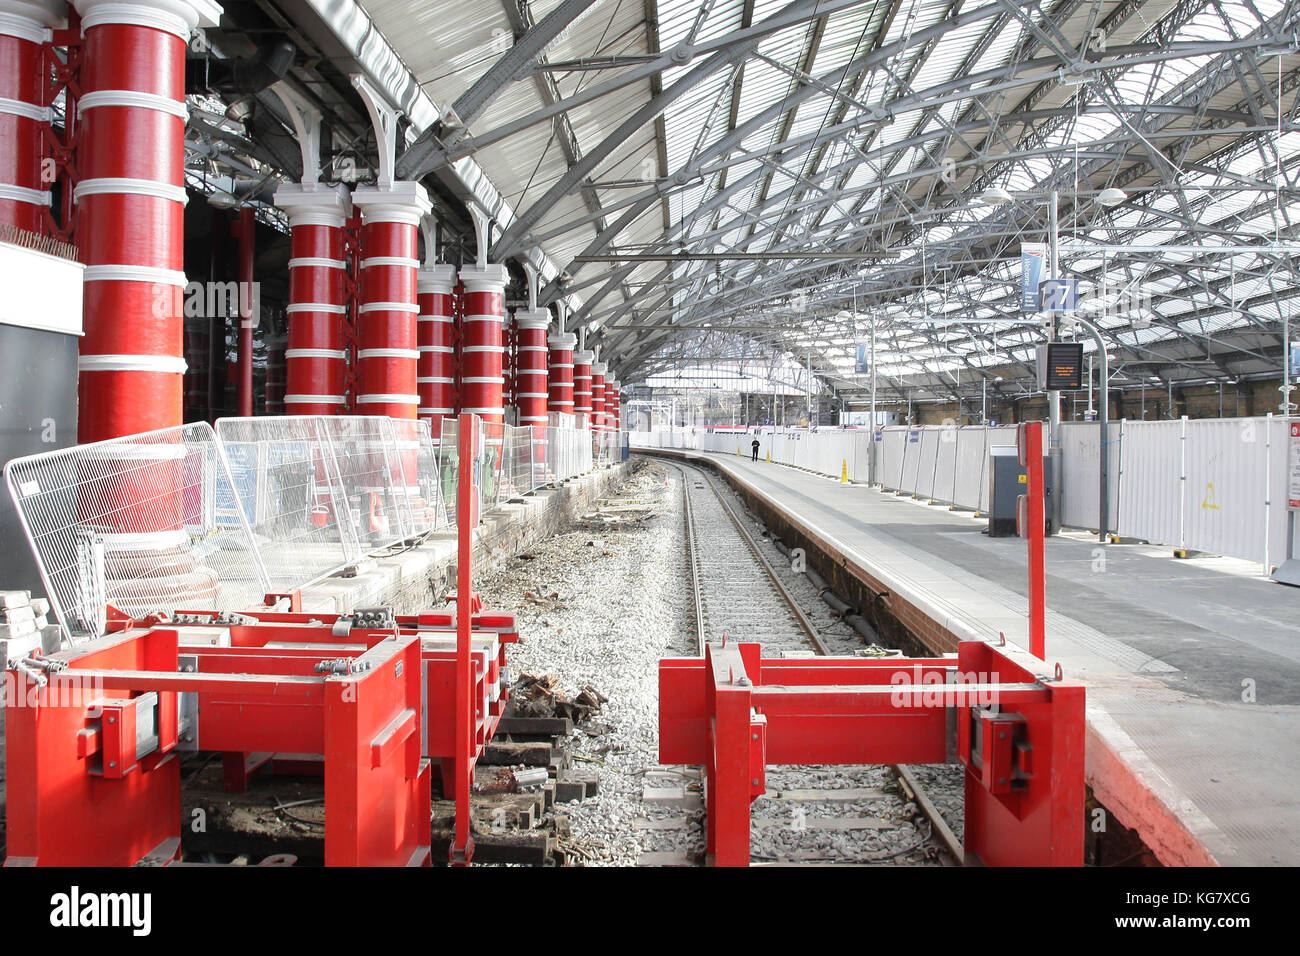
xmin=194 ymin=0 xmax=1300 ymax=404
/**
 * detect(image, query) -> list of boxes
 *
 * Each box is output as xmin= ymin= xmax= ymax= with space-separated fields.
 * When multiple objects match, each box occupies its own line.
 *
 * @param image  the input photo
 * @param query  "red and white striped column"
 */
xmin=590 ymin=360 xmax=607 ymax=434
xmin=276 ymin=182 xmax=351 ymax=414
xmin=457 ymin=263 xmax=509 ymax=424
xmin=0 ymin=0 xmax=60 ymax=234
xmin=512 ymin=308 xmax=550 ymax=426
xmin=352 ymin=181 xmax=430 ymax=421
xmin=547 ymin=329 xmax=576 ymax=420
xmin=573 ymin=348 xmax=593 ymax=427
xmin=607 ymin=378 xmax=620 ymax=433
xmin=74 ymin=0 xmax=222 ymax=443
xmin=417 ymin=262 xmax=457 ymax=443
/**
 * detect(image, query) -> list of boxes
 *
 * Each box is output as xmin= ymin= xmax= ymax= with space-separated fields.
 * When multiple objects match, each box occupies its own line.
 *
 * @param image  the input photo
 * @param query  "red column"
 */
xmin=512 ymin=309 xmax=550 ymax=426
xmin=0 ymin=1 xmax=60 ymax=233
xmin=417 ymin=262 xmax=457 ymax=444
xmin=573 ymin=348 xmax=593 ymax=426
xmin=591 ymin=360 xmax=607 ymax=434
xmin=352 ymin=182 xmax=431 ymax=421
xmin=547 ymin=330 xmax=576 ymax=420
xmin=457 ymin=263 xmax=508 ymax=423
xmin=276 ymin=183 xmax=352 ymax=414
xmin=74 ymin=0 xmax=222 ymax=442
xmin=607 ymin=378 xmax=620 ymax=433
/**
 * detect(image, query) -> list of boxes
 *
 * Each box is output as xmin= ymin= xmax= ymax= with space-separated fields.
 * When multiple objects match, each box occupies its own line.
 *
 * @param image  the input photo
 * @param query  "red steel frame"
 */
xmin=660 ymin=639 xmax=1084 ymax=866
xmin=4 ymin=413 xmax=515 ymax=867
xmin=5 ymin=625 xmax=431 ymax=866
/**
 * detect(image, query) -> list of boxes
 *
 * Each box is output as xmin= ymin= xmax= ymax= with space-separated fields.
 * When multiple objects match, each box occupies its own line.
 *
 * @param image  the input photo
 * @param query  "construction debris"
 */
xmin=510 ymin=672 xmax=608 ymax=724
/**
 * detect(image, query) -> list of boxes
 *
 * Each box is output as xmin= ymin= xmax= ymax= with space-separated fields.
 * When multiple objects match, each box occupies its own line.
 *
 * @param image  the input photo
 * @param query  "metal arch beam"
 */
xmin=503 ymin=0 xmax=1010 ymax=262
xmin=394 ymin=0 xmax=607 ymax=180
xmin=490 ymin=18 xmax=772 ymax=261
xmin=411 ymin=0 xmax=876 ymax=178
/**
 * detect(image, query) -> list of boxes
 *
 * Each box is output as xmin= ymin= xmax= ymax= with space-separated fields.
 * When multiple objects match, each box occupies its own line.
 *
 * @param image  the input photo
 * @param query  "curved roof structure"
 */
xmin=192 ymin=0 xmax=1300 ymax=405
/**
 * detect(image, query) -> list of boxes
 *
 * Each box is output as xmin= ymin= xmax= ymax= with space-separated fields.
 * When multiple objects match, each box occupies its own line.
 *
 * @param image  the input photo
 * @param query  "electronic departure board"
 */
xmin=1036 ymin=342 xmax=1084 ymax=390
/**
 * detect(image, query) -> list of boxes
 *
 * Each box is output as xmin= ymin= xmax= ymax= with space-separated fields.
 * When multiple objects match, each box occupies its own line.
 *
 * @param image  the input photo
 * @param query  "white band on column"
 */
xmin=77 ymin=89 xmax=188 ymax=119
xmin=284 ymin=393 xmax=347 ymax=405
xmin=0 ymin=96 xmax=50 ymax=121
xmin=288 ymin=257 xmax=346 ymax=270
xmin=285 ymin=348 xmax=348 ymax=359
xmin=357 ymin=393 xmax=420 ymax=404
xmin=75 ymin=178 xmax=188 ymax=204
xmin=359 ymin=302 xmax=419 ymax=314
xmin=358 ymin=348 xmax=419 ymax=360
xmin=84 ymin=263 xmax=187 ymax=286
xmin=0 ymin=182 xmax=50 ymax=205
xmin=287 ymin=303 xmax=347 ymax=314
xmin=361 ymin=256 xmax=420 ymax=269
xmin=79 ymin=353 xmax=188 ymax=374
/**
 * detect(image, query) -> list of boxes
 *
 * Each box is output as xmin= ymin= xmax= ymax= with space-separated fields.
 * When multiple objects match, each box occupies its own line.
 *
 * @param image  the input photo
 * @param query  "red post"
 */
xmin=1019 ymin=421 xmax=1046 ymax=659
xmin=452 ymin=412 xmax=479 ymax=865
xmin=237 ymin=205 xmax=254 ymax=418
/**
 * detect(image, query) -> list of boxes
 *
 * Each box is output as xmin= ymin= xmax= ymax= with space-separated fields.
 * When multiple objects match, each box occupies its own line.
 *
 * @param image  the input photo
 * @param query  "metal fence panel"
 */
xmin=214 ymin=416 xmax=362 ymax=591
xmin=1114 ymin=420 xmax=1182 ymax=548
xmin=318 ymin=415 xmax=417 ymax=550
xmin=931 ymin=427 xmax=959 ymax=504
xmin=4 ymin=423 xmax=271 ymax=642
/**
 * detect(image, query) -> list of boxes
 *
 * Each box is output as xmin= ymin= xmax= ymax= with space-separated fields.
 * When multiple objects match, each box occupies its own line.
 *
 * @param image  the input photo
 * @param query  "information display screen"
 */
xmin=1042 ymin=342 xmax=1084 ymax=390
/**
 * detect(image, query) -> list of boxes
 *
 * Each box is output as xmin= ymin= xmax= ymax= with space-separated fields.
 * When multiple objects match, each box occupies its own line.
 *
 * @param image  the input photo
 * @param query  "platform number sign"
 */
xmin=1288 ymin=421 xmax=1300 ymax=511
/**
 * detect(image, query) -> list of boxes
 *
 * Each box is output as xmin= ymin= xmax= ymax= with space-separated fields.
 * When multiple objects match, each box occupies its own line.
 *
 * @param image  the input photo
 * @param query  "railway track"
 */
xmin=662 ymin=457 xmax=964 ymax=866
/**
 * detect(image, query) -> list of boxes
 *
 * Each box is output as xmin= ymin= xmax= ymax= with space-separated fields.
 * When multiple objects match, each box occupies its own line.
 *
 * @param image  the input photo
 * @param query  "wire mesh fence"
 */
xmin=318 ymin=415 xmax=417 ymax=550
xmin=4 ymin=423 xmax=271 ymax=643
xmin=6 ymin=414 xmax=615 ymax=643
xmin=499 ymin=424 xmax=536 ymax=501
xmin=213 ymin=416 xmax=363 ymax=592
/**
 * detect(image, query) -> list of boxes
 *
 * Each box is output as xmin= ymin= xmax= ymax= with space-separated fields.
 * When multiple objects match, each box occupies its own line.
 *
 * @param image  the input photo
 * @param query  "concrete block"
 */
xmin=0 ymin=590 xmax=31 ymax=609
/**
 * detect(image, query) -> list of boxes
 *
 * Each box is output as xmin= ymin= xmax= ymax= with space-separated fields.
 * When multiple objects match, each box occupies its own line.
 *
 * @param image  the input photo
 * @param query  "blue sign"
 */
xmin=908 ymin=428 xmax=920 ymax=443
xmin=855 ymin=343 xmax=870 ymax=374
xmin=1039 ymin=278 xmax=1081 ymax=312
xmin=1021 ymin=243 xmax=1046 ymax=311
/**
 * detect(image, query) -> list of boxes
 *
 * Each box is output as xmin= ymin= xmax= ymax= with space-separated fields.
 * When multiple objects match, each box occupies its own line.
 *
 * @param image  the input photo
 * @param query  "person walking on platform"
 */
xmin=751 ymin=437 xmax=761 ymax=462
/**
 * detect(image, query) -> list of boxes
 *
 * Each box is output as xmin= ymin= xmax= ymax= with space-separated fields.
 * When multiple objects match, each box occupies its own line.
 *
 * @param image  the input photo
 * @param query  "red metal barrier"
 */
xmin=659 ymin=639 xmax=1084 ymax=866
xmin=4 ymin=627 xmax=431 ymax=866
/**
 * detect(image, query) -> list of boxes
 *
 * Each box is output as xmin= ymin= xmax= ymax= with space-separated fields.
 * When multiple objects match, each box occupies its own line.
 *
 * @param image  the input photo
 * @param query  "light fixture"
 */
xmin=978 ymin=187 xmax=1014 ymax=205
xmin=1096 ymin=187 xmax=1127 ymax=207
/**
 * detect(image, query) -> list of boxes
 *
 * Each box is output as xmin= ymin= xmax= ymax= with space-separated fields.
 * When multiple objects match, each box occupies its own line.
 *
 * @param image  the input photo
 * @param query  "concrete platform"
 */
xmin=646 ymin=448 xmax=1300 ymax=867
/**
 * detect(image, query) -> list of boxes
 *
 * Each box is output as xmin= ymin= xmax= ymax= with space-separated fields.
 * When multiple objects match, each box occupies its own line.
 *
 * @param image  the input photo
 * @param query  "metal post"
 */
xmin=238 ymin=206 xmax=255 ymax=418
xmin=1046 ymin=190 xmax=1062 ymax=535
xmin=453 ymin=412 xmax=478 ymax=865
xmin=870 ymin=310 xmax=877 ymax=484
